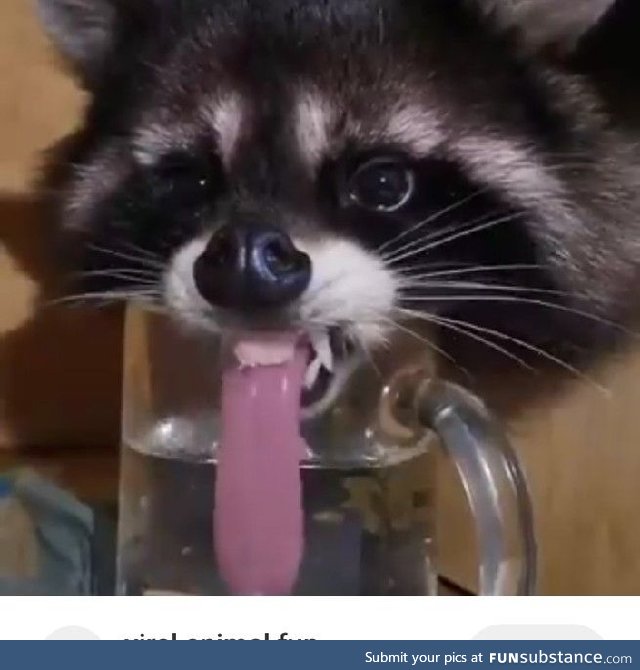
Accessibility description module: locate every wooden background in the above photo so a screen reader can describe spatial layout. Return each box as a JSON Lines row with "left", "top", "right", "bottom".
{"left": 1, "top": 0, "right": 640, "bottom": 595}
{"left": 0, "top": 1, "right": 122, "bottom": 450}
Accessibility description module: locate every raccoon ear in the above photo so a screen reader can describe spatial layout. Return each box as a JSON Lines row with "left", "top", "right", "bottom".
{"left": 480, "top": 0, "right": 616, "bottom": 57}
{"left": 36, "top": 0, "right": 118, "bottom": 79}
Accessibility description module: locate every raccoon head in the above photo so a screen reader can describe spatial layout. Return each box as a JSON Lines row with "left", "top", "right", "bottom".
{"left": 39, "top": 0, "right": 640, "bottom": 412}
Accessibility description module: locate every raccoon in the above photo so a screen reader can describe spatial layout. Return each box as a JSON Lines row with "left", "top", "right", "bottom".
{"left": 37, "top": 0, "right": 640, "bottom": 413}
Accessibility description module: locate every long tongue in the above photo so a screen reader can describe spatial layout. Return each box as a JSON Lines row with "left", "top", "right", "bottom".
{"left": 214, "top": 333, "right": 307, "bottom": 595}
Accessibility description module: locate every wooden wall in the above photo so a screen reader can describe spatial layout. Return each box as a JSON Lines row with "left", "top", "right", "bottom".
{"left": 1, "top": 0, "right": 640, "bottom": 595}
{"left": 0, "top": 0, "right": 122, "bottom": 449}
{"left": 438, "top": 353, "right": 640, "bottom": 596}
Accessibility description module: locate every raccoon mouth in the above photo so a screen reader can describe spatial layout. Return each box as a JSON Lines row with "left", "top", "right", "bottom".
{"left": 227, "top": 326, "right": 359, "bottom": 417}
{"left": 301, "top": 328, "right": 358, "bottom": 414}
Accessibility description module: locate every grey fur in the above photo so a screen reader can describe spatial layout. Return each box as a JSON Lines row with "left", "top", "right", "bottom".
{"left": 36, "top": 0, "right": 116, "bottom": 77}
{"left": 481, "top": 0, "right": 615, "bottom": 52}
{"left": 36, "top": 0, "right": 640, "bottom": 397}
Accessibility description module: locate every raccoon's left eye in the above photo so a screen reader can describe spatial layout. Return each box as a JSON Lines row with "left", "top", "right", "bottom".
{"left": 347, "top": 157, "right": 415, "bottom": 213}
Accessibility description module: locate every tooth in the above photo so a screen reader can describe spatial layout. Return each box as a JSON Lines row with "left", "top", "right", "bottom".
{"left": 304, "top": 357, "right": 323, "bottom": 389}
{"left": 311, "top": 330, "right": 333, "bottom": 372}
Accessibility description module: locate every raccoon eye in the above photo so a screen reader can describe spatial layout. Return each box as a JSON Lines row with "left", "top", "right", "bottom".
{"left": 149, "top": 152, "right": 221, "bottom": 198}
{"left": 347, "top": 157, "right": 415, "bottom": 213}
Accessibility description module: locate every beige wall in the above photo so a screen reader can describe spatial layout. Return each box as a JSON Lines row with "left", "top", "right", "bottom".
{"left": 1, "top": 1, "right": 640, "bottom": 595}
{"left": 0, "top": 0, "right": 122, "bottom": 449}
{"left": 438, "top": 353, "right": 640, "bottom": 596}
{"left": 0, "top": 1, "right": 84, "bottom": 194}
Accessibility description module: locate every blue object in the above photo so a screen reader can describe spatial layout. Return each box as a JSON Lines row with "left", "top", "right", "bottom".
{"left": 0, "top": 469, "right": 94, "bottom": 595}
{"left": 0, "top": 477, "right": 13, "bottom": 500}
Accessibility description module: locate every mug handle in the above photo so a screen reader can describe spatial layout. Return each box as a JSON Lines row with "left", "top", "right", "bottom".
{"left": 413, "top": 379, "right": 537, "bottom": 596}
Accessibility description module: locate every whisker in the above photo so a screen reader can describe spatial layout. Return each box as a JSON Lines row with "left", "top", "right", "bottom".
{"left": 378, "top": 315, "right": 470, "bottom": 379}
{"left": 382, "top": 205, "right": 523, "bottom": 266}
{"left": 382, "top": 210, "right": 497, "bottom": 265}
{"left": 87, "top": 273, "right": 159, "bottom": 285}
{"left": 399, "top": 308, "right": 611, "bottom": 395}
{"left": 118, "top": 240, "right": 164, "bottom": 262}
{"left": 70, "top": 272, "right": 161, "bottom": 287}
{"left": 398, "top": 294, "right": 639, "bottom": 340}
{"left": 70, "top": 268, "right": 160, "bottom": 280}
{"left": 396, "top": 308, "right": 535, "bottom": 372}
{"left": 87, "top": 244, "right": 165, "bottom": 270}
{"left": 389, "top": 260, "right": 471, "bottom": 275}
{"left": 44, "top": 288, "right": 160, "bottom": 309}
{"left": 397, "top": 280, "right": 579, "bottom": 300}
{"left": 377, "top": 188, "right": 489, "bottom": 255}
{"left": 386, "top": 211, "right": 527, "bottom": 267}
{"left": 394, "top": 263, "right": 545, "bottom": 280}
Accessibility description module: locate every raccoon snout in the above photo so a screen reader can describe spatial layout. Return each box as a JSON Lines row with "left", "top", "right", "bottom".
{"left": 193, "top": 223, "right": 312, "bottom": 310}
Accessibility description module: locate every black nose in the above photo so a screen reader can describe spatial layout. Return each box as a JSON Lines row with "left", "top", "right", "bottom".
{"left": 193, "top": 223, "right": 312, "bottom": 309}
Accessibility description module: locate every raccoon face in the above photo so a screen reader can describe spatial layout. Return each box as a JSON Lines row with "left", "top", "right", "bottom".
{"left": 39, "top": 0, "right": 640, "bottom": 410}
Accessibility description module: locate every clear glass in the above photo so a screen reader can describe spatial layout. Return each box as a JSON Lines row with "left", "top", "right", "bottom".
{"left": 117, "top": 307, "right": 535, "bottom": 596}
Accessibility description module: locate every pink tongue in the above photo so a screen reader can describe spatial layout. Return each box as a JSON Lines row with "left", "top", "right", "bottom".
{"left": 214, "top": 334, "right": 307, "bottom": 595}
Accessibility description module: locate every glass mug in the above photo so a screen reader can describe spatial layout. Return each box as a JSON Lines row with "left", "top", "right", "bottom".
{"left": 117, "top": 307, "right": 536, "bottom": 596}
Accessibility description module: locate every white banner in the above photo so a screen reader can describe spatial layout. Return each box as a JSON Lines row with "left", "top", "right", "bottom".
{"left": 0, "top": 598, "right": 637, "bottom": 641}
